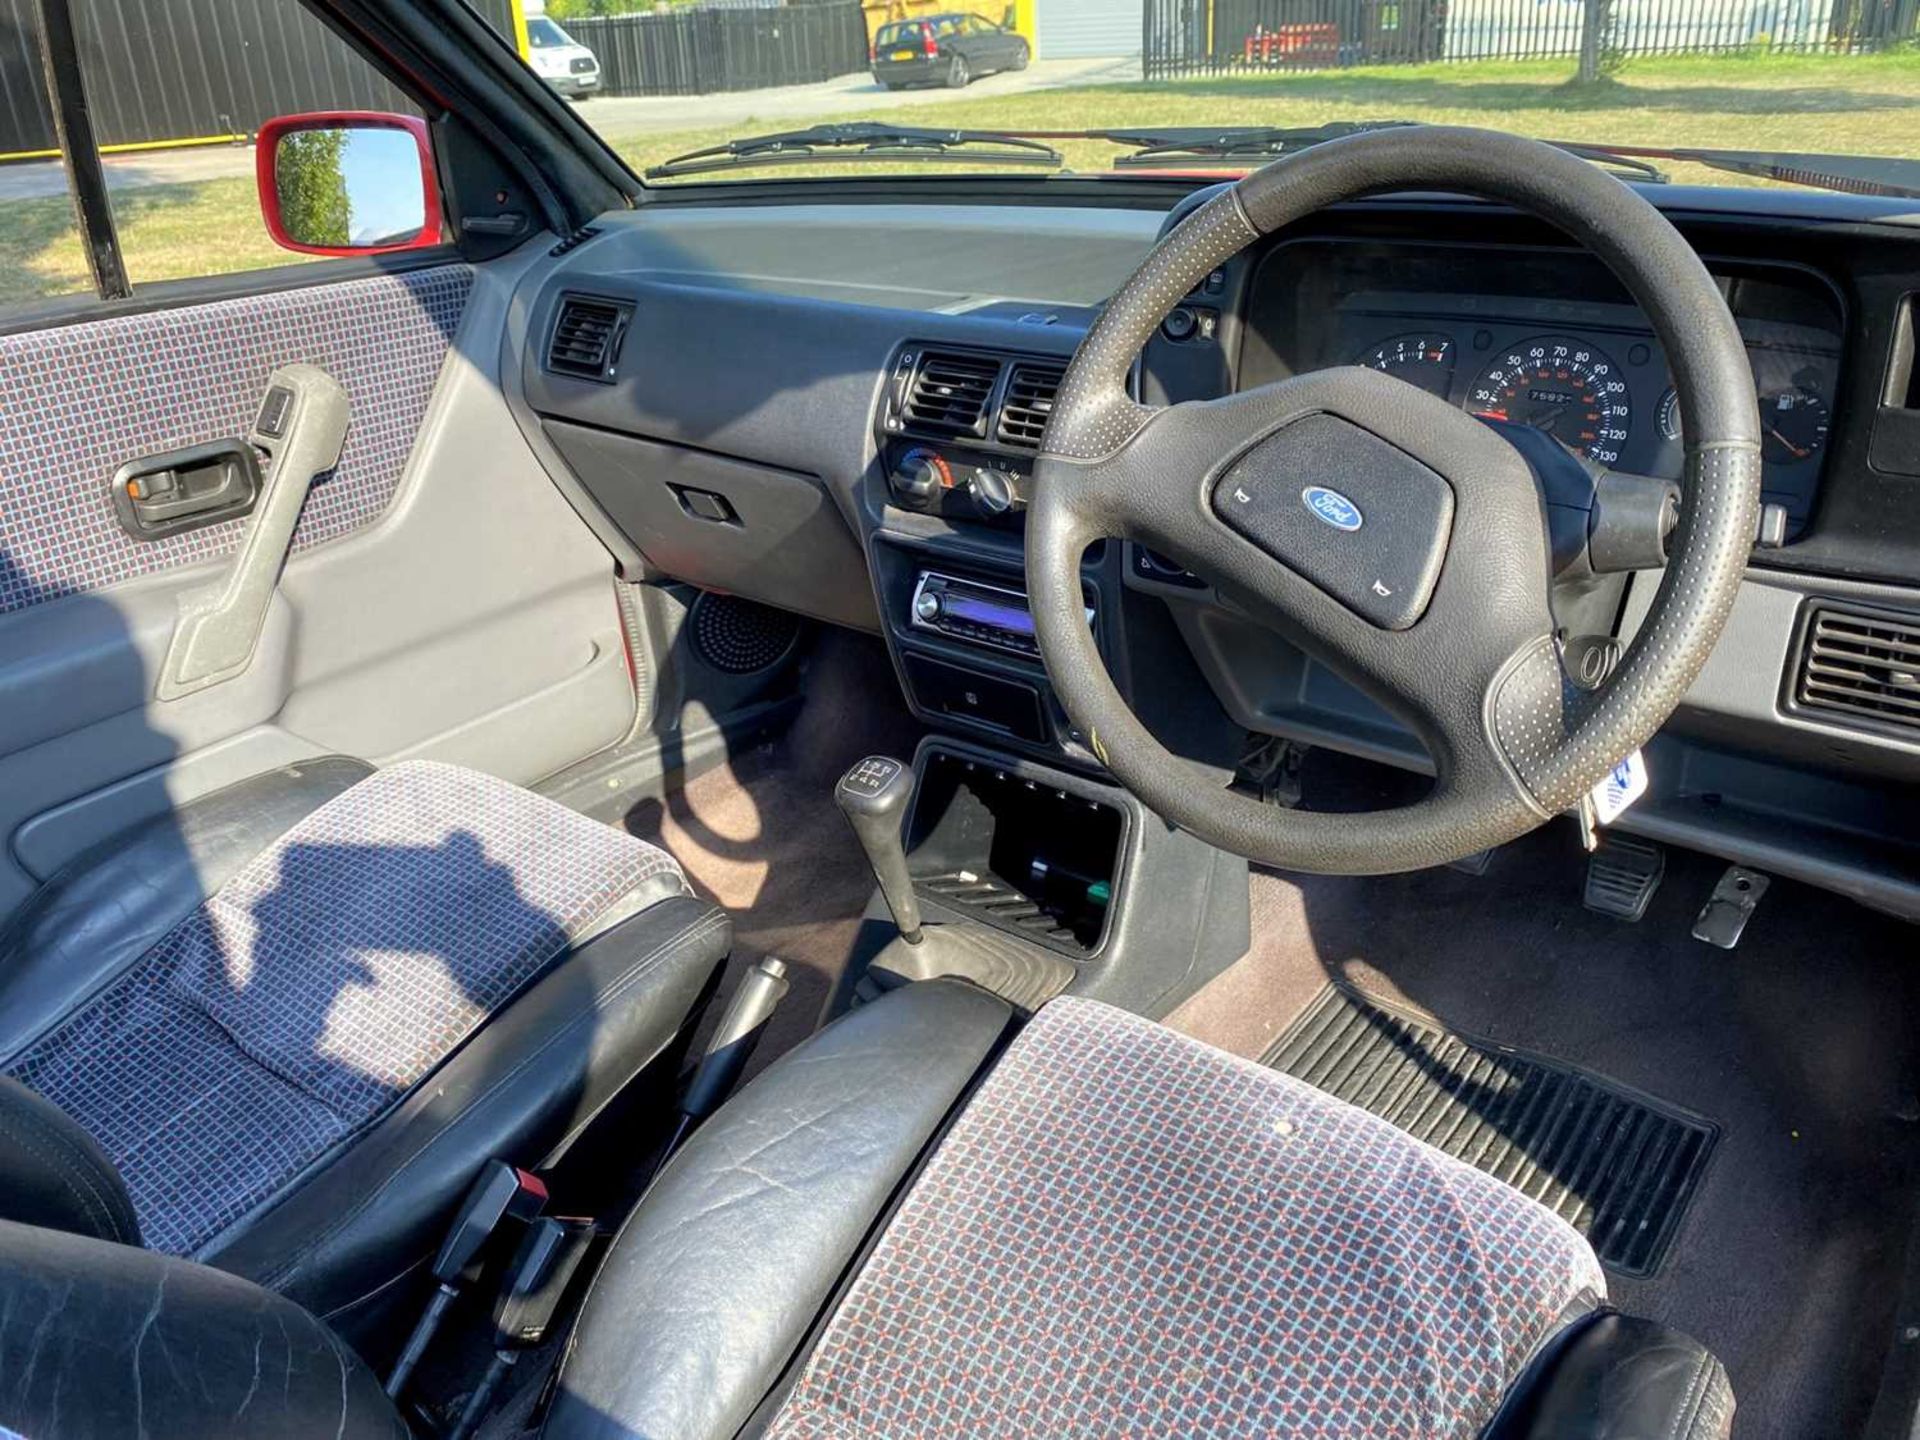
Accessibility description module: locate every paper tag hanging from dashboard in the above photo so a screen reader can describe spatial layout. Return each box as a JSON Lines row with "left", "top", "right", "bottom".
{"left": 1588, "top": 750, "right": 1648, "bottom": 828}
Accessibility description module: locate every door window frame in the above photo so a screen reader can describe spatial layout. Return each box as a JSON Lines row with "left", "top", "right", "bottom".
{"left": 16, "top": 0, "right": 468, "bottom": 318}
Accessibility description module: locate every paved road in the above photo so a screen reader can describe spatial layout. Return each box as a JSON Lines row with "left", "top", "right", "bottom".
{"left": 583, "top": 55, "right": 1139, "bottom": 143}
{"left": 0, "top": 56, "right": 1141, "bottom": 203}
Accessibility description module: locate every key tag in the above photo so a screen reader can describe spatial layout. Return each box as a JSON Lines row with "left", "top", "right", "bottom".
{"left": 1591, "top": 750, "right": 1649, "bottom": 826}
{"left": 1576, "top": 748, "right": 1649, "bottom": 851}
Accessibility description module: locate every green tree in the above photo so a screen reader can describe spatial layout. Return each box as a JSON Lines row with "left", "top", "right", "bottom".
{"left": 275, "top": 129, "right": 351, "bottom": 247}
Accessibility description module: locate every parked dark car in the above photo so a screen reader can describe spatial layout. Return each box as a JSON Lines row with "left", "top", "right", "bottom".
{"left": 871, "top": 12, "right": 1029, "bottom": 89}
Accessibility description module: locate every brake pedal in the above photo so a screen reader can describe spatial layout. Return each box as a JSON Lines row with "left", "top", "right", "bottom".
{"left": 1692, "top": 866, "right": 1770, "bottom": 949}
{"left": 1583, "top": 835, "right": 1665, "bottom": 921}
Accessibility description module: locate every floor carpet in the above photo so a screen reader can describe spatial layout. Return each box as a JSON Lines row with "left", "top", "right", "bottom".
{"left": 620, "top": 627, "right": 923, "bottom": 1077}
{"left": 1171, "top": 823, "right": 1920, "bottom": 1438}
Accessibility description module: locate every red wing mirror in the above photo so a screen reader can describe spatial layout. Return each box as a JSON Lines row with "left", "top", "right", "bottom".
{"left": 257, "top": 112, "right": 443, "bottom": 256}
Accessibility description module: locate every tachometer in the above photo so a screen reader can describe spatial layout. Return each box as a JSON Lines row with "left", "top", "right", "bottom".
{"left": 1359, "top": 333, "right": 1456, "bottom": 398}
{"left": 1469, "top": 336, "right": 1632, "bottom": 466}
{"left": 1758, "top": 388, "right": 1830, "bottom": 466}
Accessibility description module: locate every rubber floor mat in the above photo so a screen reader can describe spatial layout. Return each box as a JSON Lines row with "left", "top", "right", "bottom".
{"left": 1263, "top": 984, "right": 1718, "bottom": 1277}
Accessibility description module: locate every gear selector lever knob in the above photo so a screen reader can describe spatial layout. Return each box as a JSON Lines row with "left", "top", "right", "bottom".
{"left": 835, "top": 756, "right": 923, "bottom": 945}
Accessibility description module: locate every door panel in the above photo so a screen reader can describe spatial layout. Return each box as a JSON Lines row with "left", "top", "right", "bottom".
{"left": 0, "top": 255, "right": 639, "bottom": 928}
{"left": 0, "top": 267, "right": 472, "bottom": 614}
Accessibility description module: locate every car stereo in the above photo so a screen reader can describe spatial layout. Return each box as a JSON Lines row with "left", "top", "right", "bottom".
{"left": 909, "top": 571, "right": 1092, "bottom": 659}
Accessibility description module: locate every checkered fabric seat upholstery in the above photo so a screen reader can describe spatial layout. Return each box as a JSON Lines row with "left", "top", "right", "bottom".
{"left": 767, "top": 997, "right": 1609, "bottom": 1440}
{"left": 7, "top": 760, "right": 686, "bottom": 1257}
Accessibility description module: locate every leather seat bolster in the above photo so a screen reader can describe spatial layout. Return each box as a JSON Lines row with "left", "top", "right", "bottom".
{"left": 0, "top": 757, "right": 372, "bottom": 1064}
{"left": 0, "top": 1218, "right": 406, "bottom": 1440}
{"left": 203, "top": 894, "right": 732, "bottom": 1333}
{"left": 1487, "top": 1312, "right": 1735, "bottom": 1440}
{"left": 546, "top": 979, "right": 1015, "bottom": 1440}
{"left": 0, "top": 1075, "right": 141, "bottom": 1245}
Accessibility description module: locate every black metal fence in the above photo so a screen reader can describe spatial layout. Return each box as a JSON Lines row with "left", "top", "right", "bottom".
{"left": 1144, "top": 0, "right": 1919, "bottom": 74}
{"left": 564, "top": 2, "right": 867, "bottom": 97}
{"left": 0, "top": 0, "right": 513, "bottom": 158}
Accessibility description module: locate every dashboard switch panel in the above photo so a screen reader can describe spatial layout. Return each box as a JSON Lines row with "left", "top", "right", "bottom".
{"left": 1210, "top": 415, "right": 1454, "bottom": 630}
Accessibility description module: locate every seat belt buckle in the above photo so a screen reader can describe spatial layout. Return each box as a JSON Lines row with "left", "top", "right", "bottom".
{"left": 446, "top": 1216, "right": 600, "bottom": 1440}
{"left": 385, "top": 1161, "right": 550, "bottom": 1400}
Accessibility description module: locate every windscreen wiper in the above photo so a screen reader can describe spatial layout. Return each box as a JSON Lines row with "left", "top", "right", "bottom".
{"left": 1108, "top": 123, "right": 1668, "bottom": 183}
{"left": 1552, "top": 142, "right": 1920, "bottom": 199}
{"left": 1105, "top": 120, "right": 1419, "bottom": 167}
{"left": 645, "top": 122, "right": 1063, "bottom": 179}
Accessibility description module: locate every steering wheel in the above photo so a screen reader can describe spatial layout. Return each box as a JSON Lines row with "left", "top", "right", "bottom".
{"left": 1027, "top": 127, "right": 1761, "bottom": 875}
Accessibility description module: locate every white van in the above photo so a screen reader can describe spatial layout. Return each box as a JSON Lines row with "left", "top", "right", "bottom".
{"left": 526, "top": 14, "right": 602, "bottom": 99}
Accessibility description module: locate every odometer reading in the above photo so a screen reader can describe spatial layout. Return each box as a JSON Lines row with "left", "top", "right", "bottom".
{"left": 1469, "top": 336, "right": 1632, "bottom": 466}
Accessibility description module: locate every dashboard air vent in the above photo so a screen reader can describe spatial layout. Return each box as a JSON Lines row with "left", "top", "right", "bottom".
{"left": 995, "top": 361, "right": 1066, "bottom": 449}
{"left": 547, "top": 296, "right": 630, "bottom": 382}
{"left": 1792, "top": 601, "right": 1920, "bottom": 738}
{"left": 903, "top": 351, "right": 1000, "bottom": 436}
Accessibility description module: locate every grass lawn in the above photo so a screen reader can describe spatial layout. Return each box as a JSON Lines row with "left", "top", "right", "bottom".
{"left": 0, "top": 175, "right": 305, "bottom": 306}
{"left": 1, "top": 51, "right": 1915, "bottom": 303}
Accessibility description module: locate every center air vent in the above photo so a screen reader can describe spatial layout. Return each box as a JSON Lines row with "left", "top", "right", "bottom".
{"left": 1791, "top": 600, "right": 1920, "bottom": 739}
{"left": 996, "top": 361, "right": 1066, "bottom": 449}
{"left": 902, "top": 351, "right": 1000, "bottom": 436}
{"left": 547, "top": 296, "right": 631, "bottom": 383}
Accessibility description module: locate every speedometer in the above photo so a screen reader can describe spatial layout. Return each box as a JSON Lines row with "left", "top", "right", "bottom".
{"left": 1469, "top": 336, "right": 1632, "bottom": 466}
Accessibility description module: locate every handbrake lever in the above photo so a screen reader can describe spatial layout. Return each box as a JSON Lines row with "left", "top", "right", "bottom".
{"left": 664, "top": 956, "right": 791, "bottom": 1158}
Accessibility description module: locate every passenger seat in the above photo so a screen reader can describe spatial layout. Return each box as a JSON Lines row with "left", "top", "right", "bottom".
{"left": 0, "top": 758, "right": 729, "bottom": 1340}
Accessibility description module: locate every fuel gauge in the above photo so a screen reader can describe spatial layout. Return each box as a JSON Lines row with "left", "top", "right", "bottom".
{"left": 1656, "top": 387, "right": 1683, "bottom": 444}
{"left": 1758, "top": 388, "right": 1830, "bottom": 466}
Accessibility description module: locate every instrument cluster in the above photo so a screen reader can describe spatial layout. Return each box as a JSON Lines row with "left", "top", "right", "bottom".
{"left": 1357, "top": 326, "right": 1833, "bottom": 479}
{"left": 1236, "top": 239, "right": 1845, "bottom": 532}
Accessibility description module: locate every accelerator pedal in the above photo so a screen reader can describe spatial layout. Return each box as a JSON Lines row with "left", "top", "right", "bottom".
{"left": 1583, "top": 834, "right": 1666, "bottom": 921}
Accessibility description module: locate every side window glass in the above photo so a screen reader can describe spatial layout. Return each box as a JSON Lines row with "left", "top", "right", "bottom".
{"left": 0, "top": 20, "right": 116, "bottom": 308}
{"left": 1, "top": 171, "right": 100, "bottom": 310}
{"left": 62, "top": 0, "right": 429, "bottom": 289}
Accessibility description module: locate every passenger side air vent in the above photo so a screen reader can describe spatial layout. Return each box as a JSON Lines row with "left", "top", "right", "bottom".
{"left": 995, "top": 361, "right": 1066, "bottom": 449}
{"left": 902, "top": 351, "right": 1000, "bottom": 436}
{"left": 547, "top": 296, "right": 631, "bottom": 383}
{"left": 1791, "top": 601, "right": 1920, "bottom": 739}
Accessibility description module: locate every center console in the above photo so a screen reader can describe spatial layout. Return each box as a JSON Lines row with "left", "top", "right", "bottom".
{"left": 840, "top": 739, "right": 1251, "bottom": 1019}
{"left": 869, "top": 340, "right": 1140, "bottom": 766}
{"left": 857, "top": 343, "right": 1253, "bottom": 1019}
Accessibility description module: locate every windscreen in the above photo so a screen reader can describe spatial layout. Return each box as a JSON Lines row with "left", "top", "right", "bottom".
{"left": 517, "top": 0, "right": 1916, "bottom": 190}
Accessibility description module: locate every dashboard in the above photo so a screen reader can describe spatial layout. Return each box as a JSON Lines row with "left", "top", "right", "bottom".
{"left": 509, "top": 183, "right": 1920, "bottom": 922}
{"left": 1234, "top": 240, "right": 1846, "bottom": 532}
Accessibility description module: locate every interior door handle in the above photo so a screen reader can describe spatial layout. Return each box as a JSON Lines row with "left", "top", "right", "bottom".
{"left": 155, "top": 366, "right": 350, "bottom": 701}
{"left": 110, "top": 439, "right": 262, "bottom": 540}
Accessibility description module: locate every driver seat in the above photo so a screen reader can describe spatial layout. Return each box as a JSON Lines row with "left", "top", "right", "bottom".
{"left": 550, "top": 981, "right": 1734, "bottom": 1440}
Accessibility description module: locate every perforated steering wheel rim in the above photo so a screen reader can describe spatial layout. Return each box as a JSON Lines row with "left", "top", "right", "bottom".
{"left": 1027, "top": 126, "right": 1762, "bottom": 875}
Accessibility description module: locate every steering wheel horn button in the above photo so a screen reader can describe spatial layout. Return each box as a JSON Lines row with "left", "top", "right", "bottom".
{"left": 1209, "top": 414, "right": 1454, "bottom": 630}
